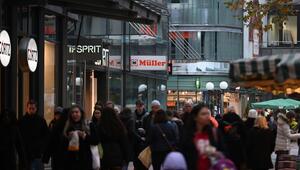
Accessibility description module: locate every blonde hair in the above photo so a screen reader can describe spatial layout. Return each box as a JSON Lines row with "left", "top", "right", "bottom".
{"left": 254, "top": 116, "right": 269, "bottom": 129}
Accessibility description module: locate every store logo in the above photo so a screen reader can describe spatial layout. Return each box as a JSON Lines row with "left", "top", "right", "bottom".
{"left": 139, "top": 60, "right": 167, "bottom": 66}
{"left": 68, "top": 45, "right": 102, "bottom": 54}
{"left": 27, "top": 38, "right": 38, "bottom": 72}
{"left": 0, "top": 30, "right": 11, "bottom": 67}
{"left": 131, "top": 59, "right": 138, "bottom": 66}
{"left": 130, "top": 56, "right": 167, "bottom": 71}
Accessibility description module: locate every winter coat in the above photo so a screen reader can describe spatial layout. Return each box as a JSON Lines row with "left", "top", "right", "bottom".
{"left": 275, "top": 117, "right": 300, "bottom": 151}
{"left": 246, "top": 127, "right": 275, "bottom": 169}
{"left": 120, "top": 114, "right": 137, "bottom": 161}
{"left": 61, "top": 122, "right": 98, "bottom": 170}
{"left": 142, "top": 111, "right": 154, "bottom": 136}
{"left": 0, "top": 123, "right": 28, "bottom": 170}
{"left": 148, "top": 121, "right": 179, "bottom": 152}
{"left": 180, "top": 125, "right": 226, "bottom": 170}
{"left": 98, "top": 125, "right": 130, "bottom": 168}
{"left": 18, "top": 113, "right": 49, "bottom": 161}
{"left": 221, "top": 112, "right": 247, "bottom": 168}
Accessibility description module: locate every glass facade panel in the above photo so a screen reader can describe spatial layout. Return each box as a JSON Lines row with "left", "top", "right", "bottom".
{"left": 109, "top": 72, "right": 122, "bottom": 106}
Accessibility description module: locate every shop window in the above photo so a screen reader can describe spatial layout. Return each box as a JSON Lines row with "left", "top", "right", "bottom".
{"left": 109, "top": 72, "right": 122, "bottom": 107}
{"left": 44, "top": 41, "right": 56, "bottom": 124}
{"left": 268, "top": 15, "right": 298, "bottom": 47}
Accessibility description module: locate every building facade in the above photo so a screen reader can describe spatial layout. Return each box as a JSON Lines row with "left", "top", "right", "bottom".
{"left": 0, "top": 0, "right": 168, "bottom": 122}
{"left": 167, "top": 0, "right": 243, "bottom": 113}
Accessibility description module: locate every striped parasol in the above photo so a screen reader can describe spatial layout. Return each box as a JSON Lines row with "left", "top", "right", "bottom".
{"left": 229, "top": 53, "right": 300, "bottom": 93}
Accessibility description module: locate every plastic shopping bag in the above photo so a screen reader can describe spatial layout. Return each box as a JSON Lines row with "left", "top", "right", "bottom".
{"left": 91, "top": 145, "right": 101, "bottom": 170}
{"left": 68, "top": 131, "right": 80, "bottom": 151}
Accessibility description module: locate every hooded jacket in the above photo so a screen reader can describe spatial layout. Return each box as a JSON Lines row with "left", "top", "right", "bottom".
{"left": 275, "top": 116, "right": 300, "bottom": 151}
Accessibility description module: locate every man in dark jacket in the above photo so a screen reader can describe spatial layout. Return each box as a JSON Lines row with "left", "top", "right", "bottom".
{"left": 19, "top": 100, "right": 49, "bottom": 170}
{"left": 181, "top": 101, "right": 193, "bottom": 124}
{"left": 0, "top": 110, "right": 28, "bottom": 170}
{"left": 133, "top": 100, "right": 148, "bottom": 170}
{"left": 143, "top": 100, "right": 161, "bottom": 136}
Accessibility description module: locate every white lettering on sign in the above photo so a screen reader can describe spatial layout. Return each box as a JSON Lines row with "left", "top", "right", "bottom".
{"left": 131, "top": 56, "right": 167, "bottom": 71}
{"left": 68, "top": 45, "right": 102, "bottom": 54}
{"left": 27, "top": 38, "right": 38, "bottom": 72}
{"left": 0, "top": 30, "right": 11, "bottom": 67}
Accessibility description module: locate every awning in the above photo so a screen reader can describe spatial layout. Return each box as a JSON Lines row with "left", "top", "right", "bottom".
{"left": 229, "top": 53, "right": 300, "bottom": 93}
{"left": 251, "top": 98, "right": 300, "bottom": 109}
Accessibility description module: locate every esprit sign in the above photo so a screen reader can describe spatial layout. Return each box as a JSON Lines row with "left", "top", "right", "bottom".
{"left": 130, "top": 56, "right": 167, "bottom": 71}
{"left": 0, "top": 30, "right": 11, "bottom": 67}
{"left": 19, "top": 38, "right": 38, "bottom": 72}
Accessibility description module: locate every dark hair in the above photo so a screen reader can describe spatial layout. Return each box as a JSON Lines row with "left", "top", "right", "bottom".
{"left": 120, "top": 107, "right": 133, "bottom": 119}
{"left": 92, "top": 108, "right": 102, "bottom": 123}
{"left": 287, "top": 111, "right": 296, "bottom": 120}
{"left": 100, "top": 107, "right": 127, "bottom": 137}
{"left": 186, "top": 103, "right": 209, "bottom": 130}
{"left": 0, "top": 110, "right": 17, "bottom": 125}
{"left": 63, "top": 105, "right": 88, "bottom": 136}
{"left": 136, "top": 100, "right": 144, "bottom": 106}
{"left": 95, "top": 101, "right": 104, "bottom": 110}
{"left": 27, "top": 99, "right": 37, "bottom": 106}
{"left": 154, "top": 109, "right": 168, "bottom": 124}
{"left": 68, "top": 105, "right": 85, "bottom": 123}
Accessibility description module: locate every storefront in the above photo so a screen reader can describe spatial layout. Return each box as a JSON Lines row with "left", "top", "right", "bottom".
{"left": 0, "top": 0, "right": 168, "bottom": 121}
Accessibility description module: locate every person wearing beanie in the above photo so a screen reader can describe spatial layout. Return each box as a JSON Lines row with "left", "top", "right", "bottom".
{"left": 161, "top": 152, "right": 187, "bottom": 170}
{"left": 275, "top": 113, "right": 300, "bottom": 169}
{"left": 49, "top": 106, "right": 64, "bottom": 130}
{"left": 143, "top": 100, "right": 161, "bottom": 136}
{"left": 245, "top": 109, "right": 258, "bottom": 130}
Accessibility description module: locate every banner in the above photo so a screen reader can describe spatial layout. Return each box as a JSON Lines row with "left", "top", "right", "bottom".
{"left": 131, "top": 55, "right": 167, "bottom": 71}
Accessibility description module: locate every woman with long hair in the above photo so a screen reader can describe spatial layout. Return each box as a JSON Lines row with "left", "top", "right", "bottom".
{"left": 62, "top": 105, "right": 98, "bottom": 170}
{"left": 98, "top": 107, "right": 129, "bottom": 170}
{"left": 180, "top": 103, "right": 225, "bottom": 170}
{"left": 148, "top": 109, "right": 179, "bottom": 170}
{"left": 246, "top": 116, "right": 275, "bottom": 170}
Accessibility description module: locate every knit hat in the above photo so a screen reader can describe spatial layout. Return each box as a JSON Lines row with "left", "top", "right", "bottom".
{"left": 161, "top": 152, "right": 187, "bottom": 170}
{"left": 248, "top": 109, "right": 258, "bottom": 119}
{"left": 151, "top": 100, "right": 161, "bottom": 107}
{"left": 54, "top": 106, "right": 64, "bottom": 115}
{"left": 277, "top": 113, "right": 289, "bottom": 123}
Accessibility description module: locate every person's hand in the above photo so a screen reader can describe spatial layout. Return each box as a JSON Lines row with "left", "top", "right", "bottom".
{"left": 68, "top": 131, "right": 75, "bottom": 138}
{"left": 78, "top": 131, "right": 87, "bottom": 139}
{"left": 138, "top": 128, "right": 145, "bottom": 134}
{"left": 141, "top": 137, "right": 146, "bottom": 142}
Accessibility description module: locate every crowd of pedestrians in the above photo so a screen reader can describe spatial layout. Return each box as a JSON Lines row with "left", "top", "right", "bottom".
{"left": 2, "top": 99, "right": 300, "bottom": 170}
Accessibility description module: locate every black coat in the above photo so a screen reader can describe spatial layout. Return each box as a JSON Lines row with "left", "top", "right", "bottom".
{"left": 148, "top": 121, "right": 179, "bottom": 152}
{"left": 120, "top": 115, "right": 137, "bottom": 161}
{"left": 98, "top": 125, "right": 129, "bottom": 168}
{"left": 18, "top": 113, "right": 49, "bottom": 161}
{"left": 246, "top": 127, "right": 275, "bottom": 169}
{"left": 180, "top": 125, "right": 226, "bottom": 170}
{"left": 0, "top": 123, "right": 28, "bottom": 170}
{"left": 61, "top": 122, "right": 98, "bottom": 170}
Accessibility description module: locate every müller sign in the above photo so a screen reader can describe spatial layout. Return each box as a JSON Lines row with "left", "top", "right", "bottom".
{"left": 131, "top": 55, "right": 167, "bottom": 71}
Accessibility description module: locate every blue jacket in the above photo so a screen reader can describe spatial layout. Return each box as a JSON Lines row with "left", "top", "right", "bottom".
{"left": 148, "top": 121, "right": 179, "bottom": 152}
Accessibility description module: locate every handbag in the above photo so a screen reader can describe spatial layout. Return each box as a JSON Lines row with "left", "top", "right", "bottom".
{"left": 90, "top": 145, "right": 101, "bottom": 170}
{"left": 138, "top": 146, "right": 152, "bottom": 168}
{"left": 157, "top": 125, "right": 176, "bottom": 151}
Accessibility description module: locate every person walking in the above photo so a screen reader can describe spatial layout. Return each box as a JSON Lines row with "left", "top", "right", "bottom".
{"left": 143, "top": 100, "right": 161, "bottom": 136}
{"left": 245, "top": 109, "right": 258, "bottom": 130}
{"left": 221, "top": 107, "right": 247, "bottom": 169}
{"left": 147, "top": 109, "right": 179, "bottom": 170}
{"left": 133, "top": 100, "right": 148, "bottom": 170}
{"left": 62, "top": 105, "right": 98, "bottom": 170}
{"left": 18, "top": 100, "right": 49, "bottom": 170}
{"left": 49, "top": 107, "right": 64, "bottom": 131}
{"left": 275, "top": 113, "right": 300, "bottom": 169}
{"left": 180, "top": 103, "right": 225, "bottom": 170}
{"left": 0, "top": 110, "right": 28, "bottom": 170}
{"left": 98, "top": 107, "right": 129, "bottom": 170}
{"left": 246, "top": 116, "right": 275, "bottom": 170}
{"left": 181, "top": 101, "right": 193, "bottom": 124}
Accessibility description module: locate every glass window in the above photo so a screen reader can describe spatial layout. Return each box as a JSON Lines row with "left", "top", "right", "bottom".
{"left": 109, "top": 72, "right": 122, "bottom": 106}
{"left": 44, "top": 41, "right": 56, "bottom": 124}
{"left": 125, "top": 75, "right": 148, "bottom": 108}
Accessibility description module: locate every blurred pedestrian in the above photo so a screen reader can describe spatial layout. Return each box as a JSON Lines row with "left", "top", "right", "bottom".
{"left": 49, "top": 107, "right": 63, "bottom": 131}
{"left": 245, "top": 109, "right": 258, "bottom": 130}
{"left": 98, "top": 107, "right": 129, "bottom": 170}
{"left": 161, "top": 152, "right": 187, "bottom": 170}
{"left": 19, "top": 100, "right": 49, "bottom": 170}
{"left": 221, "top": 106, "right": 246, "bottom": 169}
{"left": 133, "top": 100, "right": 148, "bottom": 170}
{"left": 275, "top": 113, "right": 300, "bottom": 169}
{"left": 62, "top": 105, "right": 98, "bottom": 170}
{"left": 0, "top": 110, "right": 28, "bottom": 170}
{"left": 246, "top": 116, "right": 275, "bottom": 170}
{"left": 119, "top": 108, "right": 136, "bottom": 169}
{"left": 147, "top": 109, "right": 179, "bottom": 170}
{"left": 143, "top": 100, "right": 161, "bottom": 136}
{"left": 166, "top": 110, "right": 183, "bottom": 131}
{"left": 182, "top": 101, "right": 193, "bottom": 124}
{"left": 42, "top": 108, "right": 69, "bottom": 170}
{"left": 180, "top": 103, "right": 225, "bottom": 170}
{"left": 106, "top": 101, "right": 114, "bottom": 109}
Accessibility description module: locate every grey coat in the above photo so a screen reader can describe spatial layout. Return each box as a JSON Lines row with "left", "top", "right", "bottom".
{"left": 275, "top": 118, "right": 300, "bottom": 151}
